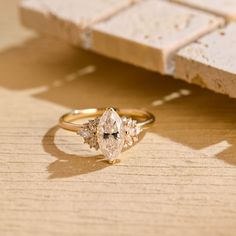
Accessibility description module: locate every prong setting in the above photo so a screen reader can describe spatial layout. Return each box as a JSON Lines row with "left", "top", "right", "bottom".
{"left": 77, "top": 108, "right": 141, "bottom": 162}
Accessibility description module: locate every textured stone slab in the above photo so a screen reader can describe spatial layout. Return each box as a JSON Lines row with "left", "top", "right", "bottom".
{"left": 175, "top": 23, "right": 236, "bottom": 99}
{"left": 171, "top": 0, "right": 236, "bottom": 21}
{"left": 20, "top": 0, "right": 137, "bottom": 47}
{"left": 91, "top": 0, "right": 223, "bottom": 74}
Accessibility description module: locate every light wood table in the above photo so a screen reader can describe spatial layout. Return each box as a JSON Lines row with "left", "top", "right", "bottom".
{"left": 1, "top": 1, "right": 236, "bottom": 236}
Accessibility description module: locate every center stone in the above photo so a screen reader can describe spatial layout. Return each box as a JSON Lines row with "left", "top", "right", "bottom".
{"left": 97, "top": 108, "right": 125, "bottom": 160}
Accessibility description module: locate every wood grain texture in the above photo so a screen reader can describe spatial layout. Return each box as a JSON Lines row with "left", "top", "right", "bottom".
{"left": 1, "top": 1, "right": 236, "bottom": 236}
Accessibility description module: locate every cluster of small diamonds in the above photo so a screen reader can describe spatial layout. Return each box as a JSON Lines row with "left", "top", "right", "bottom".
{"left": 122, "top": 117, "right": 141, "bottom": 149}
{"left": 77, "top": 118, "right": 99, "bottom": 150}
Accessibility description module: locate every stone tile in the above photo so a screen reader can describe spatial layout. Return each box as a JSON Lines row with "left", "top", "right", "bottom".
{"left": 91, "top": 0, "right": 223, "bottom": 74}
{"left": 175, "top": 23, "right": 236, "bottom": 98}
{"left": 171, "top": 0, "right": 236, "bottom": 21}
{"left": 20, "top": 0, "right": 137, "bottom": 47}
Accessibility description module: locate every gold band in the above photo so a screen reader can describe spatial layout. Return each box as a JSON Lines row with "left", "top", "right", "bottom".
{"left": 59, "top": 108, "right": 155, "bottom": 132}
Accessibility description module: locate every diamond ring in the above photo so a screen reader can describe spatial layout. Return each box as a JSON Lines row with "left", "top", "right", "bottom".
{"left": 59, "top": 108, "right": 155, "bottom": 163}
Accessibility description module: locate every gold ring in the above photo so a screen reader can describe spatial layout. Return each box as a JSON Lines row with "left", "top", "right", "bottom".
{"left": 59, "top": 108, "right": 155, "bottom": 163}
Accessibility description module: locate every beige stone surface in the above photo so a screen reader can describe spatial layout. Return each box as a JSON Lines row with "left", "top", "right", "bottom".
{"left": 1, "top": 1, "right": 236, "bottom": 236}
{"left": 171, "top": 0, "right": 236, "bottom": 21}
{"left": 91, "top": 0, "right": 223, "bottom": 74}
{"left": 175, "top": 23, "right": 236, "bottom": 99}
{"left": 20, "top": 0, "right": 137, "bottom": 47}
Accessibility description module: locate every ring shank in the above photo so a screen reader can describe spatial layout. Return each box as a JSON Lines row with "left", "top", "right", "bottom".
{"left": 59, "top": 108, "right": 155, "bottom": 132}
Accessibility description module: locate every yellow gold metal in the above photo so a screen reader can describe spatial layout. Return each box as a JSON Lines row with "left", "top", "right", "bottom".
{"left": 59, "top": 108, "right": 155, "bottom": 132}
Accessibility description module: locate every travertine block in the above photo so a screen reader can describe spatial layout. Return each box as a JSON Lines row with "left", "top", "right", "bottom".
{"left": 175, "top": 23, "right": 236, "bottom": 99}
{"left": 91, "top": 0, "right": 223, "bottom": 74}
{"left": 20, "top": 0, "right": 137, "bottom": 47}
{"left": 171, "top": 0, "right": 236, "bottom": 21}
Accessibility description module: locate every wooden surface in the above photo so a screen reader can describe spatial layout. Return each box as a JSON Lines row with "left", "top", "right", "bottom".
{"left": 1, "top": 1, "right": 236, "bottom": 236}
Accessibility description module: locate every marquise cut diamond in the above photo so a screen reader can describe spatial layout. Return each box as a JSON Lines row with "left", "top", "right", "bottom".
{"left": 77, "top": 108, "right": 141, "bottom": 161}
{"left": 97, "top": 108, "right": 125, "bottom": 161}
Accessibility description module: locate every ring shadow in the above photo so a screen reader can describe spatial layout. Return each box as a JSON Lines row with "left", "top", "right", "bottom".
{"left": 42, "top": 126, "right": 109, "bottom": 178}
{"left": 42, "top": 125, "right": 146, "bottom": 178}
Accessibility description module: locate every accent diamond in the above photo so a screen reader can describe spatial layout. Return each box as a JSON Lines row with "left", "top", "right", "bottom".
{"left": 77, "top": 118, "right": 99, "bottom": 150}
{"left": 122, "top": 117, "right": 141, "bottom": 148}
